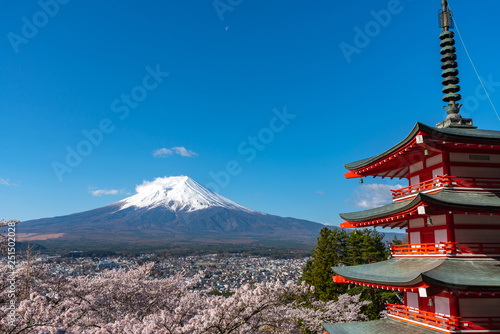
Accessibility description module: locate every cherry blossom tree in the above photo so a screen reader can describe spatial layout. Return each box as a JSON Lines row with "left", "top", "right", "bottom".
{"left": 1, "top": 260, "right": 369, "bottom": 334}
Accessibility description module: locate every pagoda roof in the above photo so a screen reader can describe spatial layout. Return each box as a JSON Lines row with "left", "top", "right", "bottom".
{"left": 340, "top": 190, "right": 500, "bottom": 224}
{"left": 332, "top": 258, "right": 500, "bottom": 290}
{"left": 323, "top": 318, "right": 441, "bottom": 334}
{"left": 344, "top": 122, "right": 500, "bottom": 178}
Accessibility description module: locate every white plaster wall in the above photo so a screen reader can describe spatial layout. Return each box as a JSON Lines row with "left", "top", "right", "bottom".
{"left": 450, "top": 152, "right": 500, "bottom": 163}
{"left": 453, "top": 214, "right": 499, "bottom": 225}
{"left": 410, "top": 175, "right": 420, "bottom": 186}
{"left": 427, "top": 155, "right": 443, "bottom": 167}
{"left": 450, "top": 166, "right": 500, "bottom": 178}
{"left": 430, "top": 215, "right": 446, "bottom": 226}
{"left": 455, "top": 229, "right": 500, "bottom": 243}
{"left": 432, "top": 167, "right": 444, "bottom": 179}
{"left": 410, "top": 161, "right": 424, "bottom": 174}
{"left": 409, "top": 218, "right": 425, "bottom": 229}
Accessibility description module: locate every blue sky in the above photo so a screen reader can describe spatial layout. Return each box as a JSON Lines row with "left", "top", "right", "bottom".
{"left": 2, "top": 0, "right": 500, "bottom": 226}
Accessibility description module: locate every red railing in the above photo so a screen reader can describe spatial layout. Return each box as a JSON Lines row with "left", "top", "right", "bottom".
{"left": 391, "top": 175, "right": 500, "bottom": 199}
{"left": 391, "top": 242, "right": 500, "bottom": 257}
{"left": 387, "top": 304, "right": 461, "bottom": 331}
{"left": 387, "top": 304, "right": 500, "bottom": 331}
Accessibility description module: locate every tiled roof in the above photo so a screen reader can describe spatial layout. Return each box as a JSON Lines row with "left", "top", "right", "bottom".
{"left": 340, "top": 190, "right": 500, "bottom": 222}
{"left": 323, "top": 318, "right": 442, "bottom": 334}
{"left": 332, "top": 258, "right": 500, "bottom": 289}
{"left": 344, "top": 122, "right": 500, "bottom": 170}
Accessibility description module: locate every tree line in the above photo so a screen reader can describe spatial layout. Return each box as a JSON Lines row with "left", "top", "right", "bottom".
{"left": 300, "top": 227, "right": 402, "bottom": 319}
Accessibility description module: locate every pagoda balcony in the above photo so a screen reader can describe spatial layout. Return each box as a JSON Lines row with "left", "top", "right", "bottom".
{"left": 387, "top": 304, "right": 500, "bottom": 332}
{"left": 391, "top": 175, "right": 500, "bottom": 201}
{"left": 391, "top": 242, "right": 500, "bottom": 258}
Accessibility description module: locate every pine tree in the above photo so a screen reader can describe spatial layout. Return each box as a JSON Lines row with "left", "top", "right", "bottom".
{"left": 301, "top": 227, "right": 401, "bottom": 319}
{"left": 301, "top": 227, "right": 348, "bottom": 301}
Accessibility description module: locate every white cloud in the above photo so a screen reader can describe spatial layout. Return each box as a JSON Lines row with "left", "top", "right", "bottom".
{"left": 0, "top": 178, "right": 17, "bottom": 186}
{"left": 172, "top": 146, "right": 198, "bottom": 157}
{"left": 314, "top": 190, "right": 325, "bottom": 195}
{"left": 153, "top": 147, "right": 198, "bottom": 158}
{"left": 89, "top": 188, "right": 125, "bottom": 197}
{"left": 352, "top": 183, "right": 404, "bottom": 209}
{"left": 153, "top": 148, "right": 174, "bottom": 157}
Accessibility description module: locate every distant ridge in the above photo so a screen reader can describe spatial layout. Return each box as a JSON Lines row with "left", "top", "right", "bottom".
{"left": 19, "top": 176, "right": 326, "bottom": 251}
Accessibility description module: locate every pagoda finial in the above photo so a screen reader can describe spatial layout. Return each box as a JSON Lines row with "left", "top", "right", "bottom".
{"left": 436, "top": 1, "right": 473, "bottom": 128}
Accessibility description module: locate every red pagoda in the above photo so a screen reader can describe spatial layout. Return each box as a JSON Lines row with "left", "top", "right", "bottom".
{"left": 323, "top": 1, "right": 500, "bottom": 333}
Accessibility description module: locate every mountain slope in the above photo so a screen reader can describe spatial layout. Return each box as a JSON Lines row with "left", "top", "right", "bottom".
{"left": 19, "top": 176, "right": 326, "bottom": 251}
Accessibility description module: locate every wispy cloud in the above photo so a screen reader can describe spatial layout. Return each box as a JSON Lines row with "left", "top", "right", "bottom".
{"left": 352, "top": 183, "right": 404, "bottom": 209}
{"left": 172, "top": 146, "right": 198, "bottom": 157}
{"left": 314, "top": 190, "right": 325, "bottom": 195}
{"left": 153, "top": 146, "right": 198, "bottom": 158}
{"left": 89, "top": 187, "right": 126, "bottom": 197}
{"left": 153, "top": 148, "right": 173, "bottom": 157}
{"left": 0, "top": 178, "right": 17, "bottom": 187}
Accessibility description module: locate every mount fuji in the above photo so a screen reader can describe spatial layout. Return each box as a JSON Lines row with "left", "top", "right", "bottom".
{"left": 19, "top": 176, "right": 326, "bottom": 251}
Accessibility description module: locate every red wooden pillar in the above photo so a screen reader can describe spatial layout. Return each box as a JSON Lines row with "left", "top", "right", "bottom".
{"left": 449, "top": 292, "right": 460, "bottom": 317}
{"left": 442, "top": 151, "right": 451, "bottom": 176}
{"left": 446, "top": 213, "right": 455, "bottom": 243}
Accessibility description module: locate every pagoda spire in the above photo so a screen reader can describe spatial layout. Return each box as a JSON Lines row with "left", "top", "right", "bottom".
{"left": 436, "top": 0, "right": 474, "bottom": 128}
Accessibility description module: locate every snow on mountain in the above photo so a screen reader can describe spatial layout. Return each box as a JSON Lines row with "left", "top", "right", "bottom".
{"left": 119, "top": 176, "right": 255, "bottom": 213}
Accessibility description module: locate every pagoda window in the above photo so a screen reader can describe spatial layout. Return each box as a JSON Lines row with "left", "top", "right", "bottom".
{"left": 410, "top": 175, "right": 420, "bottom": 186}
{"left": 459, "top": 298, "right": 500, "bottom": 318}
{"left": 434, "top": 229, "right": 448, "bottom": 243}
{"left": 426, "top": 154, "right": 443, "bottom": 168}
{"left": 409, "top": 218, "right": 425, "bottom": 229}
{"left": 431, "top": 166, "right": 444, "bottom": 179}
{"left": 455, "top": 229, "right": 500, "bottom": 244}
{"left": 450, "top": 166, "right": 500, "bottom": 178}
{"left": 406, "top": 292, "right": 419, "bottom": 309}
{"left": 453, "top": 214, "right": 499, "bottom": 226}
{"left": 430, "top": 214, "right": 447, "bottom": 226}
{"left": 435, "top": 295, "right": 451, "bottom": 316}
{"left": 409, "top": 231, "right": 421, "bottom": 244}
{"left": 450, "top": 152, "right": 500, "bottom": 164}
{"left": 409, "top": 161, "right": 424, "bottom": 174}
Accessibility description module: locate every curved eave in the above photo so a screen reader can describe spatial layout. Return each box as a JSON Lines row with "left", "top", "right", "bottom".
{"left": 344, "top": 122, "right": 423, "bottom": 171}
{"left": 332, "top": 258, "right": 500, "bottom": 290}
{"left": 344, "top": 122, "right": 500, "bottom": 175}
{"left": 340, "top": 191, "right": 500, "bottom": 226}
{"left": 332, "top": 259, "right": 442, "bottom": 287}
{"left": 340, "top": 195, "right": 419, "bottom": 223}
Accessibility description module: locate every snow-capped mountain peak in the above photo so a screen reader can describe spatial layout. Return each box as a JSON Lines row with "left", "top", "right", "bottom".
{"left": 119, "top": 176, "right": 254, "bottom": 213}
